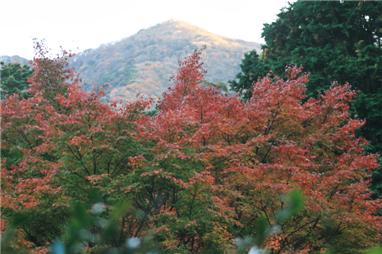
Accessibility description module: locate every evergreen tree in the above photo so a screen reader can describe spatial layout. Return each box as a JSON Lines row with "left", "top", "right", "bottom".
{"left": 230, "top": 50, "right": 270, "bottom": 100}
{"left": 0, "top": 62, "right": 33, "bottom": 99}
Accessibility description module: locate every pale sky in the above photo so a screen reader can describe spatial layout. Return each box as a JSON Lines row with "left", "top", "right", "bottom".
{"left": 1, "top": 0, "right": 293, "bottom": 59}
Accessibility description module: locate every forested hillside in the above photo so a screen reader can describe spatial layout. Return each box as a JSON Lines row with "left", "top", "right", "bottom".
{"left": 70, "top": 20, "right": 260, "bottom": 100}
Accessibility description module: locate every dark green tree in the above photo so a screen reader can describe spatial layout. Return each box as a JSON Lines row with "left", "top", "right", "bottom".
{"left": 231, "top": 0, "right": 382, "bottom": 196}
{"left": 0, "top": 63, "right": 33, "bottom": 99}
{"left": 230, "top": 50, "right": 271, "bottom": 100}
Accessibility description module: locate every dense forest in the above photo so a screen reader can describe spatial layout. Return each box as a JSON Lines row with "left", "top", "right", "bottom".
{"left": 1, "top": 1, "right": 382, "bottom": 254}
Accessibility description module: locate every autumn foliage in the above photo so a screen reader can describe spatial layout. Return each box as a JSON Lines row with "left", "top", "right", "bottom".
{"left": 1, "top": 50, "right": 381, "bottom": 253}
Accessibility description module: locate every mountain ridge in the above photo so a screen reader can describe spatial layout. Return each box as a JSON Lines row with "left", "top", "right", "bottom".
{"left": 0, "top": 55, "right": 30, "bottom": 65}
{"left": 2, "top": 20, "right": 261, "bottom": 100}
{"left": 71, "top": 20, "right": 260, "bottom": 100}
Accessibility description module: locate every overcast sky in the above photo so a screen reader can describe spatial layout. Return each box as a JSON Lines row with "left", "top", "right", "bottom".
{"left": 1, "top": 0, "right": 293, "bottom": 59}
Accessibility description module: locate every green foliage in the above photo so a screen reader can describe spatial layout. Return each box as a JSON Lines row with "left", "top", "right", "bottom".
{"left": 1, "top": 190, "right": 307, "bottom": 254}
{"left": 55, "top": 196, "right": 159, "bottom": 254}
{"left": 230, "top": 50, "right": 270, "bottom": 100}
{"left": 365, "top": 247, "right": 382, "bottom": 254}
{"left": 275, "top": 189, "right": 304, "bottom": 224}
{"left": 0, "top": 62, "right": 32, "bottom": 99}
{"left": 1, "top": 226, "right": 28, "bottom": 254}
{"left": 235, "top": 190, "right": 305, "bottom": 253}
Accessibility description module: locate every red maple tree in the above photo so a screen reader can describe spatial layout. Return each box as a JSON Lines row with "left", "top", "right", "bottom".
{"left": 1, "top": 50, "right": 380, "bottom": 253}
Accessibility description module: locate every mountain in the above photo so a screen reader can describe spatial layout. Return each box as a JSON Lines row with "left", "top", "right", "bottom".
{"left": 71, "top": 20, "right": 260, "bottom": 100}
{"left": 0, "top": 55, "right": 29, "bottom": 65}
